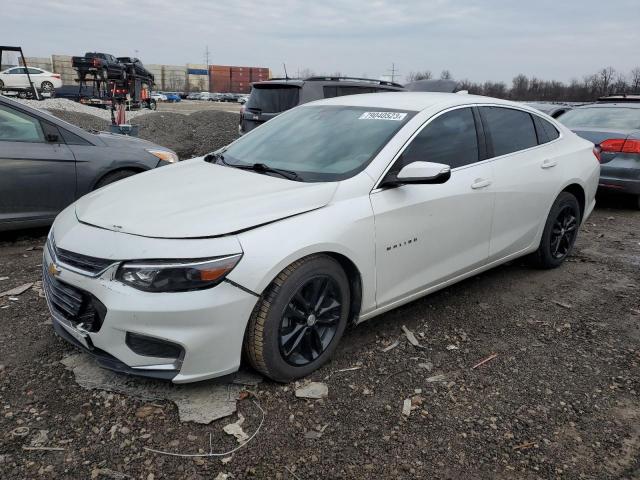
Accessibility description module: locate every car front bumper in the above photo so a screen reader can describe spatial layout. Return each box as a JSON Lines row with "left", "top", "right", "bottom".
{"left": 43, "top": 237, "right": 258, "bottom": 384}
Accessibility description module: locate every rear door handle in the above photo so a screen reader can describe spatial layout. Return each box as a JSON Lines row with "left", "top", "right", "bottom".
{"left": 541, "top": 159, "right": 557, "bottom": 169}
{"left": 471, "top": 178, "right": 492, "bottom": 189}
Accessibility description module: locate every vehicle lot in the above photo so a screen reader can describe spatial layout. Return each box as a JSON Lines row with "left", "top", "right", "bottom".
{"left": 0, "top": 198, "right": 638, "bottom": 478}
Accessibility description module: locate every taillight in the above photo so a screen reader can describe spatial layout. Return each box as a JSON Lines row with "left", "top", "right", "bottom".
{"left": 599, "top": 138, "right": 640, "bottom": 154}
{"left": 592, "top": 146, "right": 601, "bottom": 163}
{"left": 52, "top": 74, "right": 61, "bottom": 79}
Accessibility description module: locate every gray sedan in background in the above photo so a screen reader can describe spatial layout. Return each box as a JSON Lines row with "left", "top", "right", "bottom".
{"left": 558, "top": 98, "right": 640, "bottom": 209}
{"left": 0, "top": 95, "right": 178, "bottom": 231}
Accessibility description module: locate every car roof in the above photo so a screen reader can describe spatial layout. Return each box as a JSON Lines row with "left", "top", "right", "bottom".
{"left": 305, "top": 92, "right": 533, "bottom": 113}
{"left": 574, "top": 102, "right": 640, "bottom": 109}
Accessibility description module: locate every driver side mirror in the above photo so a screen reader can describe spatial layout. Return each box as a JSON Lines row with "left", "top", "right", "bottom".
{"left": 381, "top": 161, "right": 451, "bottom": 188}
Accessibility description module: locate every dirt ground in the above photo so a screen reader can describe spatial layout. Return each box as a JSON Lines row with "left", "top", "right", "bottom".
{"left": 0, "top": 196, "right": 639, "bottom": 480}
{"left": 156, "top": 100, "right": 241, "bottom": 115}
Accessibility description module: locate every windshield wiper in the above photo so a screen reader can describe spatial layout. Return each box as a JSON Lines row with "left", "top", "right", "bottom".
{"left": 231, "top": 163, "right": 302, "bottom": 181}
{"left": 204, "top": 151, "right": 302, "bottom": 181}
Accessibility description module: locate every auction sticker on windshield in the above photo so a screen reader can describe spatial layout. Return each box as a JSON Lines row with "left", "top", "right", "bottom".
{"left": 359, "top": 111, "right": 408, "bottom": 121}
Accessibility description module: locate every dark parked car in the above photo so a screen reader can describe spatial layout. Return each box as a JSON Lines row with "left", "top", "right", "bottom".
{"left": 558, "top": 97, "right": 640, "bottom": 208}
{"left": 239, "top": 76, "right": 404, "bottom": 134}
{"left": 72, "top": 52, "right": 126, "bottom": 81}
{"left": 116, "top": 57, "right": 154, "bottom": 83}
{"left": 525, "top": 102, "right": 573, "bottom": 119}
{"left": 0, "top": 95, "right": 178, "bottom": 230}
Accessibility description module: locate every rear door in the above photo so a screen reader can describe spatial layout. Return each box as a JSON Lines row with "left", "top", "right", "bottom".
{"left": 371, "top": 106, "right": 495, "bottom": 307}
{"left": 0, "top": 103, "right": 76, "bottom": 226}
{"left": 242, "top": 84, "right": 301, "bottom": 133}
{"left": 480, "top": 106, "right": 562, "bottom": 260}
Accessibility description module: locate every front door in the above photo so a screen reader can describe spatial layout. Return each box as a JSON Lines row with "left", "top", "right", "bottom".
{"left": 0, "top": 104, "right": 76, "bottom": 226}
{"left": 370, "top": 107, "right": 495, "bottom": 308}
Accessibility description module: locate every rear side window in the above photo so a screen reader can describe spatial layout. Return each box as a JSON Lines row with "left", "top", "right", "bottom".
{"left": 481, "top": 107, "right": 537, "bottom": 157}
{"left": 397, "top": 107, "right": 479, "bottom": 170}
{"left": 246, "top": 86, "right": 300, "bottom": 113}
{"left": 533, "top": 116, "right": 560, "bottom": 144}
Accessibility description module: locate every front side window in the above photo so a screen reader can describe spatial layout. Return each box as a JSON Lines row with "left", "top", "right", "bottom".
{"left": 223, "top": 105, "right": 416, "bottom": 181}
{"left": 0, "top": 105, "right": 45, "bottom": 142}
{"left": 396, "top": 107, "right": 479, "bottom": 171}
{"left": 8, "top": 68, "right": 26, "bottom": 74}
{"left": 481, "top": 107, "right": 537, "bottom": 157}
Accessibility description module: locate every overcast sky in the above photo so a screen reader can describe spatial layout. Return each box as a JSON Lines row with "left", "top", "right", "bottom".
{"left": 3, "top": 0, "right": 640, "bottom": 83}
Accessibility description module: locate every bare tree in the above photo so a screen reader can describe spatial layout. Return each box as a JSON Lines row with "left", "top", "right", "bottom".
{"left": 597, "top": 67, "right": 616, "bottom": 95}
{"left": 440, "top": 70, "right": 452, "bottom": 80}
{"left": 298, "top": 68, "right": 315, "bottom": 79}
{"left": 629, "top": 67, "right": 640, "bottom": 92}
{"left": 406, "top": 70, "right": 432, "bottom": 82}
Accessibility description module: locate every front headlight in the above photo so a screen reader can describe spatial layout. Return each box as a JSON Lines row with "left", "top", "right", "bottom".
{"left": 147, "top": 149, "right": 178, "bottom": 163}
{"left": 116, "top": 254, "right": 242, "bottom": 292}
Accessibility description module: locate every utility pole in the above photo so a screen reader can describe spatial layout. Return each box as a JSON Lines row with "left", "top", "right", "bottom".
{"left": 387, "top": 63, "right": 399, "bottom": 83}
{"left": 204, "top": 45, "right": 210, "bottom": 66}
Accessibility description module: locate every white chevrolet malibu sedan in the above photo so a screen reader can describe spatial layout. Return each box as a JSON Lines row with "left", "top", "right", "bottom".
{"left": 43, "top": 93, "right": 600, "bottom": 383}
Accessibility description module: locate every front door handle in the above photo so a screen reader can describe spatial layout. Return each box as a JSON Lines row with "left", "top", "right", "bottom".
{"left": 541, "top": 159, "right": 557, "bottom": 169}
{"left": 471, "top": 178, "right": 492, "bottom": 189}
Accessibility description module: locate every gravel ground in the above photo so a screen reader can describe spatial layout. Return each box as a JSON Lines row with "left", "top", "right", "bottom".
{"left": 13, "top": 98, "right": 151, "bottom": 121}
{"left": 0, "top": 200, "right": 638, "bottom": 479}
{"left": 44, "top": 108, "right": 240, "bottom": 160}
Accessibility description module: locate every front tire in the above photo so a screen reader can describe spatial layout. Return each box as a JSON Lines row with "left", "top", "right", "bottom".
{"left": 244, "top": 255, "right": 350, "bottom": 382}
{"left": 530, "top": 192, "right": 581, "bottom": 269}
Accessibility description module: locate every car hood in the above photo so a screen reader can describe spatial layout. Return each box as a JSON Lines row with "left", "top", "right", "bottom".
{"left": 74, "top": 157, "right": 338, "bottom": 238}
{"left": 92, "top": 132, "right": 161, "bottom": 149}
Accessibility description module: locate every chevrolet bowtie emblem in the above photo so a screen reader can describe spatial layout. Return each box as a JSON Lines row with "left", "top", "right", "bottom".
{"left": 48, "top": 262, "right": 62, "bottom": 277}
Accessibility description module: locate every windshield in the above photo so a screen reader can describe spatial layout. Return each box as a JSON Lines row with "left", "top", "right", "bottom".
{"left": 246, "top": 85, "right": 300, "bottom": 112}
{"left": 559, "top": 107, "right": 640, "bottom": 130}
{"left": 222, "top": 105, "right": 415, "bottom": 182}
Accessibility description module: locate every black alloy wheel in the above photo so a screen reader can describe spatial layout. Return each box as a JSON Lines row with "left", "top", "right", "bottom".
{"left": 244, "top": 254, "right": 351, "bottom": 382}
{"left": 550, "top": 205, "right": 578, "bottom": 259}
{"left": 279, "top": 275, "right": 342, "bottom": 366}
{"left": 530, "top": 191, "right": 581, "bottom": 269}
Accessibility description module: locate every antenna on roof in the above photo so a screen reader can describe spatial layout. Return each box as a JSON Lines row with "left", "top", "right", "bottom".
{"left": 283, "top": 63, "right": 289, "bottom": 80}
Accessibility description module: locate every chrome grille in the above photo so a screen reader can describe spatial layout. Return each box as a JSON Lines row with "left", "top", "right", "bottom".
{"left": 48, "top": 236, "right": 114, "bottom": 276}
{"left": 43, "top": 266, "right": 105, "bottom": 332}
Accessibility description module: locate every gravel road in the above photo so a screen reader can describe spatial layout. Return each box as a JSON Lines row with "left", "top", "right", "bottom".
{"left": 0, "top": 200, "right": 638, "bottom": 479}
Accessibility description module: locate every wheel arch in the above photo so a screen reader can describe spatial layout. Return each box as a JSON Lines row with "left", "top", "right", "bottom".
{"left": 91, "top": 166, "right": 147, "bottom": 190}
{"left": 561, "top": 182, "right": 586, "bottom": 220}
{"left": 253, "top": 249, "right": 365, "bottom": 325}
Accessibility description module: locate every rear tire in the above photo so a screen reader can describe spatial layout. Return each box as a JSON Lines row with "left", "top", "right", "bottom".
{"left": 0, "top": 79, "right": 4, "bottom": 89}
{"left": 41, "top": 81, "right": 54, "bottom": 92}
{"left": 94, "top": 170, "right": 139, "bottom": 189}
{"left": 530, "top": 192, "right": 581, "bottom": 269}
{"left": 244, "top": 255, "right": 350, "bottom": 382}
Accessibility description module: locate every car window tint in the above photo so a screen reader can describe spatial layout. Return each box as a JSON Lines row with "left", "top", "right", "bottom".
{"left": 0, "top": 105, "right": 45, "bottom": 142}
{"left": 558, "top": 107, "right": 640, "bottom": 130}
{"left": 481, "top": 107, "right": 537, "bottom": 156}
{"left": 398, "top": 107, "right": 479, "bottom": 170}
{"left": 323, "top": 86, "right": 337, "bottom": 98}
{"left": 9, "top": 68, "right": 26, "bottom": 74}
{"left": 539, "top": 117, "right": 559, "bottom": 142}
{"left": 246, "top": 86, "right": 300, "bottom": 113}
{"left": 27, "top": 68, "right": 42, "bottom": 74}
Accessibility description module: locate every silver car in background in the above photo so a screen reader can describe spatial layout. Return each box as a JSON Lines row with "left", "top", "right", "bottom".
{"left": 0, "top": 95, "right": 178, "bottom": 231}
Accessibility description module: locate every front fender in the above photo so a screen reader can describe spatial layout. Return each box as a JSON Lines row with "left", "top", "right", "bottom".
{"left": 227, "top": 196, "right": 377, "bottom": 317}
